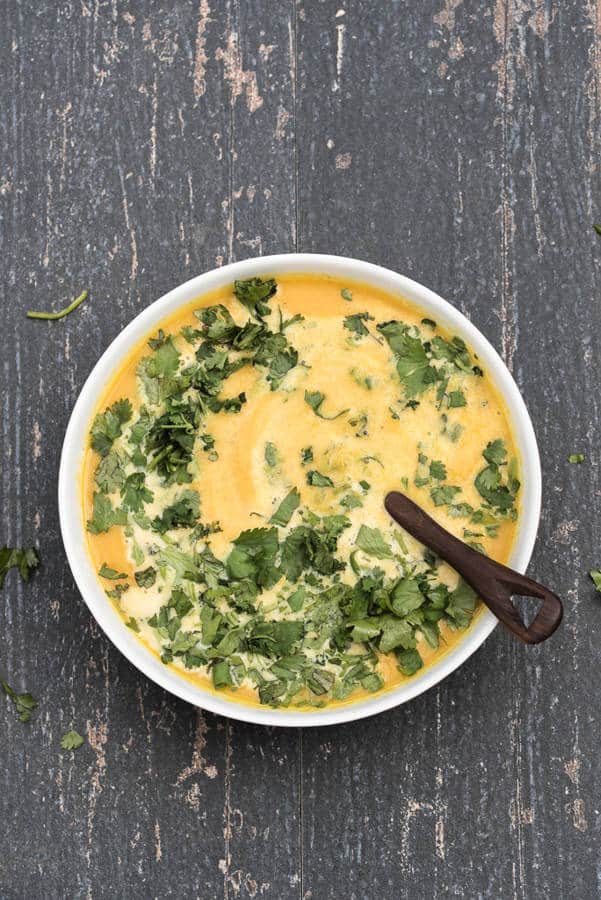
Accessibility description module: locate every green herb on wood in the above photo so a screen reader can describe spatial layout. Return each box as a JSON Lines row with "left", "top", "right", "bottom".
{"left": 27, "top": 289, "right": 88, "bottom": 321}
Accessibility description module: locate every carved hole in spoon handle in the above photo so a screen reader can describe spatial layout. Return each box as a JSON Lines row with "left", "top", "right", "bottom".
{"left": 384, "top": 491, "right": 563, "bottom": 645}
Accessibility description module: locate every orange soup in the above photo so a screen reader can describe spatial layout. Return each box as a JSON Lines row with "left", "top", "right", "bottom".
{"left": 82, "top": 274, "right": 520, "bottom": 709}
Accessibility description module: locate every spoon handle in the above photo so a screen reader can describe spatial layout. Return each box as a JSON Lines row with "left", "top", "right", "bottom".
{"left": 385, "top": 491, "right": 563, "bottom": 645}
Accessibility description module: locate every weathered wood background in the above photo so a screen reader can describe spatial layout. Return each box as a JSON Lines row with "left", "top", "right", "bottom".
{"left": 1, "top": 1, "right": 600, "bottom": 897}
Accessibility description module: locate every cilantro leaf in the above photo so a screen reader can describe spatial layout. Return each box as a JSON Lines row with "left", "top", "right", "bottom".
{"left": 304, "top": 390, "right": 349, "bottom": 420}
{"left": 226, "top": 527, "right": 280, "bottom": 588}
{"left": 396, "top": 648, "right": 423, "bottom": 676}
{"left": 94, "top": 451, "right": 126, "bottom": 494}
{"left": 234, "top": 277, "right": 277, "bottom": 319}
{"left": 248, "top": 620, "right": 304, "bottom": 657}
{"left": 344, "top": 312, "right": 373, "bottom": 337}
{"left": 306, "top": 470, "right": 334, "bottom": 488}
{"left": 265, "top": 442, "right": 278, "bottom": 468}
{"left": 589, "top": 570, "right": 601, "bottom": 591}
{"left": 483, "top": 439, "right": 507, "bottom": 466}
{"left": 446, "top": 578, "right": 478, "bottom": 628}
{"left": 135, "top": 566, "right": 157, "bottom": 588}
{"left": 429, "top": 460, "right": 447, "bottom": 481}
{"left": 378, "top": 322, "right": 436, "bottom": 397}
{"left": 448, "top": 390, "right": 466, "bottom": 408}
{"left": 430, "top": 485, "right": 461, "bottom": 507}
{"left": 120, "top": 472, "right": 154, "bottom": 512}
{"left": 270, "top": 488, "right": 301, "bottom": 527}
{"left": 301, "top": 447, "right": 314, "bottom": 465}
{"left": 98, "top": 563, "right": 127, "bottom": 580}
{"left": 390, "top": 578, "right": 424, "bottom": 617}
{"left": 474, "top": 448, "right": 518, "bottom": 512}
{"left": 2, "top": 681, "right": 37, "bottom": 723}
{"left": 379, "top": 616, "right": 416, "bottom": 653}
{"left": 90, "top": 399, "right": 133, "bottom": 456}
{"left": 356, "top": 525, "right": 393, "bottom": 559}
{"left": 151, "top": 490, "right": 200, "bottom": 534}
{"left": 61, "top": 729, "right": 85, "bottom": 750}
{"left": 0, "top": 547, "right": 39, "bottom": 589}
{"left": 280, "top": 521, "right": 348, "bottom": 581}
{"left": 87, "top": 493, "right": 128, "bottom": 534}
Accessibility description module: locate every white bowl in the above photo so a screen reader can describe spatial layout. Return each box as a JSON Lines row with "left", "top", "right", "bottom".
{"left": 58, "top": 254, "right": 541, "bottom": 727}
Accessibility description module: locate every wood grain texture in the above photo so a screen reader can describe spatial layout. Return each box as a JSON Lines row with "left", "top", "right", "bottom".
{"left": 1, "top": 1, "right": 599, "bottom": 897}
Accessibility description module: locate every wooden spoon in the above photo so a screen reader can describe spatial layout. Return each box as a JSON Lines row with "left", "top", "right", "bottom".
{"left": 385, "top": 491, "right": 563, "bottom": 644}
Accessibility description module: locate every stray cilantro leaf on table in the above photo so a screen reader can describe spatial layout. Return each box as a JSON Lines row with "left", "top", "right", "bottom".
{"left": 2, "top": 682, "right": 37, "bottom": 723}
{"left": 61, "top": 730, "right": 85, "bottom": 750}
{"left": 0, "top": 547, "right": 39, "bottom": 589}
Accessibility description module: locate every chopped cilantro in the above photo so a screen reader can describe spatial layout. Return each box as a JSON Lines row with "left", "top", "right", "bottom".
{"left": 234, "top": 277, "right": 277, "bottom": 319}
{"left": 98, "top": 563, "right": 127, "bottom": 580}
{"left": 61, "top": 730, "right": 85, "bottom": 750}
{"left": 304, "top": 390, "right": 349, "bottom": 420}
{"left": 265, "top": 442, "right": 278, "bottom": 468}
{"left": 306, "top": 470, "right": 334, "bottom": 488}
{"left": 589, "top": 570, "right": 601, "bottom": 591}
{"left": 0, "top": 547, "right": 39, "bottom": 589}
{"left": 90, "top": 399, "right": 133, "bottom": 457}
{"left": 341, "top": 288, "right": 353, "bottom": 301}
{"left": 2, "top": 681, "right": 37, "bottom": 723}
{"left": 474, "top": 442, "right": 519, "bottom": 512}
{"left": 270, "top": 488, "right": 301, "bottom": 527}
{"left": 87, "top": 493, "right": 128, "bottom": 534}
{"left": 135, "top": 567, "right": 157, "bottom": 588}
{"left": 356, "top": 525, "right": 393, "bottom": 559}
{"left": 344, "top": 312, "right": 373, "bottom": 337}
{"left": 448, "top": 390, "right": 466, "bottom": 408}
{"left": 430, "top": 485, "right": 461, "bottom": 507}
{"left": 151, "top": 490, "right": 200, "bottom": 534}
{"left": 301, "top": 446, "right": 314, "bottom": 465}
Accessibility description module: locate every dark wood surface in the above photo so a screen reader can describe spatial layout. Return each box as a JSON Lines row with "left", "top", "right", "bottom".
{"left": 1, "top": 2, "right": 599, "bottom": 897}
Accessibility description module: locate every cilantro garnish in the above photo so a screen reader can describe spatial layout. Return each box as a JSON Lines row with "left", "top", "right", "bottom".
{"left": 474, "top": 440, "right": 520, "bottom": 512}
{"left": 82, "top": 276, "right": 504, "bottom": 709}
{"left": 151, "top": 490, "right": 200, "bottom": 534}
{"left": 356, "top": 525, "right": 393, "bottom": 559}
{"left": 344, "top": 312, "right": 374, "bottom": 337}
{"left": 568, "top": 453, "right": 584, "bottom": 464}
{"left": 87, "top": 493, "right": 128, "bottom": 534}
{"left": 304, "top": 390, "right": 349, "bottom": 420}
{"left": 234, "top": 277, "right": 277, "bottom": 319}
{"left": 135, "top": 567, "right": 157, "bottom": 588}
{"left": 306, "top": 470, "right": 334, "bottom": 488}
{"left": 341, "top": 288, "right": 353, "bottom": 301}
{"left": 98, "top": 563, "right": 127, "bottom": 580}
{"left": 265, "top": 442, "right": 278, "bottom": 468}
{"left": 90, "top": 399, "right": 133, "bottom": 457}
{"left": 430, "top": 485, "right": 461, "bottom": 507}
{"left": 121, "top": 472, "right": 154, "bottom": 512}
{"left": 270, "top": 488, "right": 301, "bottom": 527}
{"left": 301, "top": 447, "right": 313, "bottom": 465}
{"left": 0, "top": 547, "right": 39, "bottom": 589}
